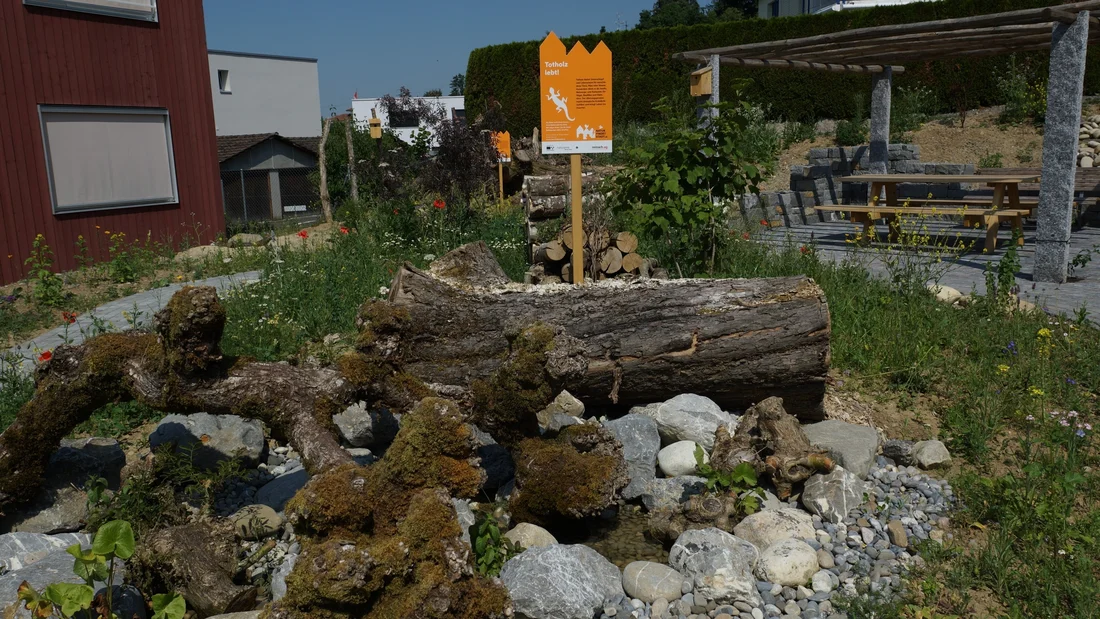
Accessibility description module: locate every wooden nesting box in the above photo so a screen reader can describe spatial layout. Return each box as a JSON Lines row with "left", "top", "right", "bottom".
{"left": 690, "top": 67, "right": 713, "bottom": 97}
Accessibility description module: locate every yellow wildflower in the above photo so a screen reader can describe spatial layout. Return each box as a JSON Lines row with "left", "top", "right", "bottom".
{"left": 997, "top": 365, "right": 1010, "bottom": 373}
{"left": 1037, "top": 328, "right": 1052, "bottom": 339}
{"left": 1029, "top": 386, "right": 1045, "bottom": 397}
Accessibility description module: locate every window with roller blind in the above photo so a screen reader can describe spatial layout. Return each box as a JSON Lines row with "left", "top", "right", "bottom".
{"left": 23, "top": 0, "right": 157, "bottom": 22}
{"left": 38, "top": 106, "right": 179, "bottom": 214}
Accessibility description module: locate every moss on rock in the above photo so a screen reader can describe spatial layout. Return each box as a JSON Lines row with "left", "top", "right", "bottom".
{"left": 510, "top": 424, "right": 629, "bottom": 527}
{"left": 470, "top": 323, "right": 560, "bottom": 447}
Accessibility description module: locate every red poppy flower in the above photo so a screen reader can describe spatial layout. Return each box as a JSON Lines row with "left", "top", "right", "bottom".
{"left": 62, "top": 311, "right": 77, "bottom": 324}
{"left": 393, "top": 209, "right": 399, "bottom": 215}
{"left": 800, "top": 245, "right": 811, "bottom": 255}
{"left": 340, "top": 226, "right": 350, "bottom": 235}
{"left": 38, "top": 350, "right": 52, "bottom": 363}
{"left": 760, "top": 219, "right": 769, "bottom": 227}
{"left": 297, "top": 229, "right": 309, "bottom": 239}
{"left": 433, "top": 199, "right": 446, "bottom": 210}
{"left": 741, "top": 232, "right": 750, "bottom": 240}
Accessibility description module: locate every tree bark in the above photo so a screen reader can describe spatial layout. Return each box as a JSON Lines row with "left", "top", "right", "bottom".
{"left": 0, "top": 287, "right": 356, "bottom": 512}
{"left": 388, "top": 244, "right": 831, "bottom": 419}
{"left": 319, "top": 117, "right": 333, "bottom": 223}
{"left": 129, "top": 521, "right": 258, "bottom": 618}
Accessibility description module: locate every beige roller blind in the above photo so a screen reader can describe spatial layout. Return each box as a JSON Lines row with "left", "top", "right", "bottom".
{"left": 40, "top": 107, "right": 178, "bottom": 213}
{"left": 23, "top": 0, "right": 156, "bottom": 22}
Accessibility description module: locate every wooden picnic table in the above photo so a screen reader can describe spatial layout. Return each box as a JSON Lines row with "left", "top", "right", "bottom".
{"left": 826, "top": 173, "right": 1042, "bottom": 250}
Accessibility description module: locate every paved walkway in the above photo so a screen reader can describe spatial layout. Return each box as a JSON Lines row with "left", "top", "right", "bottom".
{"left": 2, "top": 271, "right": 261, "bottom": 375}
{"left": 761, "top": 220, "right": 1100, "bottom": 321}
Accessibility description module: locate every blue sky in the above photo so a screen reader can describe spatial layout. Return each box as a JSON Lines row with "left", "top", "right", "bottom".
{"left": 203, "top": 0, "right": 652, "bottom": 116}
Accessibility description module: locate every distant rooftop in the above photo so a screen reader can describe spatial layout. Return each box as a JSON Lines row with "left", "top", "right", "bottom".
{"left": 208, "top": 49, "right": 318, "bottom": 64}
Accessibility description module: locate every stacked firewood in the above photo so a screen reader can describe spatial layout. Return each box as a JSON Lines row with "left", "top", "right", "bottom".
{"left": 523, "top": 174, "right": 603, "bottom": 260}
{"left": 526, "top": 225, "right": 667, "bottom": 284}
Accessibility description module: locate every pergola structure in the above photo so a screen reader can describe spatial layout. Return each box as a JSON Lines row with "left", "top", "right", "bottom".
{"left": 675, "top": 1, "right": 1100, "bottom": 283}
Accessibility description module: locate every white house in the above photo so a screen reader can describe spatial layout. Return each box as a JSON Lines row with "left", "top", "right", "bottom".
{"left": 758, "top": 0, "right": 934, "bottom": 18}
{"left": 208, "top": 50, "right": 322, "bottom": 137}
{"left": 351, "top": 95, "right": 465, "bottom": 145}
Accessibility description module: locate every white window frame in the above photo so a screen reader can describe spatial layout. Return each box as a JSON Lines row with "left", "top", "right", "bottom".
{"left": 38, "top": 105, "right": 179, "bottom": 214}
{"left": 218, "top": 69, "right": 232, "bottom": 94}
{"left": 23, "top": 0, "right": 158, "bottom": 23}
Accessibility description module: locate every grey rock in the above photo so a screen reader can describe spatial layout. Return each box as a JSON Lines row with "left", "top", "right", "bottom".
{"left": 547, "top": 412, "right": 583, "bottom": 433}
{"left": 504, "top": 522, "right": 557, "bottom": 549}
{"left": 658, "top": 441, "right": 705, "bottom": 478}
{"left": 471, "top": 426, "right": 515, "bottom": 491}
{"left": 452, "top": 498, "right": 476, "bottom": 548}
{"left": 8, "top": 486, "right": 88, "bottom": 534}
{"left": 48, "top": 437, "right": 125, "bottom": 488}
{"left": 501, "top": 544, "right": 623, "bottom": 619}
{"left": 733, "top": 509, "right": 815, "bottom": 552}
{"left": 538, "top": 390, "right": 586, "bottom": 428}
{"left": 604, "top": 414, "right": 661, "bottom": 500}
{"left": 756, "top": 539, "right": 818, "bottom": 586}
{"left": 802, "top": 421, "right": 880, "bottom": 479}
{"left": 622, "top": 561, "right": 683, "bottom": 603}
{"left": 668, "top": 528, "right": 762, "bottom": 606}
{"left": 256, "top": 469, "right": 309, "bottom": 513}
{"left": 345, "top": 447, "right": 376, "bottom": 466}
{"left": 230, "top": 504, "right": 284, "bottom": 540}
{"left": 911, "top": 440, "right": 952, "bottom": 469}
{"left": 802, "top": 467, "right": 868, "bottom": 524}
{"left": 633, "top": 394, "right": 734, "bottom": 451}
{"left": 0, "top": 532, "right": 90, "bottom": 572}
{"left": 0, "top": 549, "right": 121, "bottom": 618}
{"left": 271, "top": 553, "right": 297, "bottom": 602}
{"left": 886, "top": 520, "right": 909, "bottom": 548}
{"left": 149, "top": 413, "right": 265, "bottom": 470}
{"left": 227, "top": 233, "right": 265, "bottom": 248}
{"left": 639, "top": 476, "right": 707, "bottom": 512}
{"left": 88, "top": 585, "right": 146, "bottom": 619}
{"left": 881, "top": 440, "right": 914, "bottom": 465}
{"left": 332, "top": 402, "right": 399, "bottom": 448}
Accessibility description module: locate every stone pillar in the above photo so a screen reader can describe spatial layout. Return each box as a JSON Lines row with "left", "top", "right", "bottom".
{"left": 269, "top": 169, "right": 283, "bottom": 220}
{"left": 1036, "top": 11, "right": 1089, "bottom": 283}
{"left": 868, "top": 68, "right": 892, "bottom": 175}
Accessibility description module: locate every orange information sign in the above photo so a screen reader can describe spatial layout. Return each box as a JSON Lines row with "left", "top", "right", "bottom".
{"left": 492, "top": 131, "right": 511, "bottom": 163}
{"left": 539, "top": 32, "right": 612, "bottom": 155}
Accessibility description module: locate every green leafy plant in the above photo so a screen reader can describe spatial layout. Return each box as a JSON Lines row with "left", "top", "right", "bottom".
{"left": 892, "top": 86, "right": 938, "bottom": 142}
{"left": 694, "top": 445, "right": 764, "bottom": 513}
{"left": 997, "top": 55, "right": 1048, "bottom": 125}
{"left": 835, "top": 95, "right": 868, "bottom": 147}
{"left": 978, "top": 152, "right": 1004, "bottom": 169}
{"left": 1068, "top": 244, "right": 1099, "bottom": 278}
{"left": 473, "top": 512, "right": 523, "bottom": 577}
{"left": 25, "top": 234, "right": 66, "bottom": 307}
{"left": 607, "top": 94, "right": 766, "bottom": 277}
{"left": 17, "top": 520, "right": 186, "bottom": 619}
{"left": 781, "top": 120, "right": 816, "bottom": 148}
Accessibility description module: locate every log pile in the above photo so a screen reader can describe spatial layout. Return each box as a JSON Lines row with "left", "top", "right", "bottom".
{"left": 526, "top": 227, "right": 666, "bottom": 284}
{"left": 523, "top": 174, "right": 603, "bottom": 261}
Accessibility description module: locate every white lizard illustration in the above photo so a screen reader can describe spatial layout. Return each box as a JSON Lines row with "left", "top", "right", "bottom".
{"left": 547, "top": 87, "right": 575, "bottom": 121}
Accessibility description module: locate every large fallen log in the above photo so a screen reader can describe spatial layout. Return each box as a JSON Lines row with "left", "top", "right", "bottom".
{"left": 390, "top": 243, "right": 831, "bottom": 419}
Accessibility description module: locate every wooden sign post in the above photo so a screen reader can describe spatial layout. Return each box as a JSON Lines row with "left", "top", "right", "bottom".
{"left": 539, "top": 32, "right": 612, "bottom": 284}
{"left": 492, "top": 131, "right": 511, "bottom": 204}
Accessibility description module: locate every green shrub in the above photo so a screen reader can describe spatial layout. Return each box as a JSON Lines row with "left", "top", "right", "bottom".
{"left": 998, "top": 54, "right": 1049, "bottom": 125}
{"left": 835, "top": 119, "right": 868, "bottom": 146}
{"left": 606, "top": 96, "right": 766, "bottom": 277}
{"left": 892, "top": 85, "right": 939, "bottom": 141}
{"left": 781, "top": 120, "right": 817, "bottom": 147}
{"left": 979, "top": 152, "right": 1005, "bottom": 168}
{"left": 466, "top": 0, "right": 1098, "bottom": 135}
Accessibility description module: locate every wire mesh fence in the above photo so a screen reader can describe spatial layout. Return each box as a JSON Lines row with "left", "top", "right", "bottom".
{"left": 220, "top": 167, "right": 320, "bottom": 225}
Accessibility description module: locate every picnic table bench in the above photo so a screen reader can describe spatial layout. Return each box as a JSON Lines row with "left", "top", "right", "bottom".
{"left": 817, "top": 173, "right": 1041, "bottom": 250}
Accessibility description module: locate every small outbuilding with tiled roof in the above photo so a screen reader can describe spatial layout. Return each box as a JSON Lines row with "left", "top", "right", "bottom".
{"left": 216, "top": 133, "right": 320, "bottom": 224}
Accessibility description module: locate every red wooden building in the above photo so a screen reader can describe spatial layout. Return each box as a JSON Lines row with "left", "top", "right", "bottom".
{"left": 0, "top": 0, "right": 223, "bottom": 285}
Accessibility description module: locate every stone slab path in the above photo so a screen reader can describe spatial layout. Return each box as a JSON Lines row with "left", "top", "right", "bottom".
{"left": 2, "top": 271, "right": 261, "bottom": 375}
{"left": 761, "top": 221, "right": 1100, "bottom": 322}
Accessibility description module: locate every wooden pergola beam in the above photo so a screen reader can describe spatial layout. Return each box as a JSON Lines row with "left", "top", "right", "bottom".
{"left": 761, "top": 23, "right": 1053, "bottom": 60}
{"left": 679, "top": 54, "right": 903, "bottom": 74}
{"left": 673, "top": 0, "right": 1100, "bottom": 62}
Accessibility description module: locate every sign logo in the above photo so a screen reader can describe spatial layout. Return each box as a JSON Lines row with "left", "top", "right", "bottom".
{"left": 492, "top": 131, "right": 512, "bottom": 163}
{"left": 539, "top": 32, "right": 612, "bottom": 155}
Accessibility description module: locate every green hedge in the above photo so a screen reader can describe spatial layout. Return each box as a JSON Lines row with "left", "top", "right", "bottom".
{"left": 467, "top": 0, "right": 1100, "bottom": 136}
